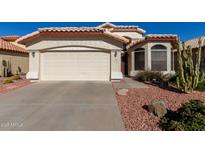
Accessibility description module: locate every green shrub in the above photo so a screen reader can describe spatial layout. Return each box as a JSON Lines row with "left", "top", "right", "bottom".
{"left": 196, "top": 82, "right": 205, "bottom": 92}
{"left": 3, "top": 79, "right": 14, "bottom": 84}
{"left": 159, "top": 100, "right": 205, "bottom": 131}
{"left": 135, "top": 70, "right": 164, "bottom": 82}
{"left": 168, "top": 74, "right": 178, "bottom": 84}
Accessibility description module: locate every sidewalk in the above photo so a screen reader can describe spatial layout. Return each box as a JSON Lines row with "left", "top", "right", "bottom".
{"left": 112, "top": 77, "right": 148, "bottom": 89}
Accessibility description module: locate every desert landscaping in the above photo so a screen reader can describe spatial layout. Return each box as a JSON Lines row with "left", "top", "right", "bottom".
{"left": 114, "top": 80, "right": 205, "bottom": 131}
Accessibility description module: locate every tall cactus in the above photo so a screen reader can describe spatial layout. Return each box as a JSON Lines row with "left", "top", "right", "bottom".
{"left": 176, "top": 38, "right": 204, "bottom": 93}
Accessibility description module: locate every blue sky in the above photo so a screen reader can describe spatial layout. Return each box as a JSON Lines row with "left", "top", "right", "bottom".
{"left": 0, "top": 22, "right": 204, "bottom": 41}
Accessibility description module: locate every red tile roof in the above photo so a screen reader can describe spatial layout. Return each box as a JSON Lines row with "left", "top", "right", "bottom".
{"left": 146, "top": 34, "right": 178, "bottom": 39}
{"left": 127, "top": 34, "right": 178, "bottom": 49}
{"left": 98, "top": 22, "right": 146, "bottom": 34}
{"left": 98, "top": 23, "right": 116, "bottom": 28}
{"left": 17, "top": 27, "right": 129, "bottom": 44}
{"left": 16, "top": 24, "right": 177, "bottom": 50}
{"left": 38, "top": 27, "right": 104, "bottom": 32}
{"left": 126, "top": 39, "right": 145, "bottom": 49}
{"left": 111, "top": 27, "right": 145, "bottom": 33}
{"left": 0, "top": 38, "right": 27, "bottom": 54}
{"left": 185, "top": 36, "right": 205, "bottom": 48}
{"left": 1, "top": 35, "right": 20, "bottom": 42}
{"left": 104, "top": 30, "right": 130, "bottom": 43}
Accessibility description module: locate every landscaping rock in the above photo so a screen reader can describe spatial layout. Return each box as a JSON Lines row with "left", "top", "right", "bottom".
{"left": 148, "top": 100, "right": 167, "bottom": 118}
{"left": 113, "top": 82, "right": 205, "bottom": 131}
{"left": 117, "top": 89, "right": 128, "bottom": 96}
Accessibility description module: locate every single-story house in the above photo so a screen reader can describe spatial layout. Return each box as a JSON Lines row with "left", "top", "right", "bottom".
{"left": 0, "top": 36, "right": 29, "bottom": 76}
{"left": 17, "top": 23, "right": 178, "bottom": 81}
{"left": 185, "top": 36, "right": 205, "bottom": 72}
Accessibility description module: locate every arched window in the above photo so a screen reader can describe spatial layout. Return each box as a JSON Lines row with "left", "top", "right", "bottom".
{"left": 134, "top": 48, "right": 145, "bottom": 70}
{"left": 151, "top": 45, "right": 167, "bottom": 50}
{"left": 151, "top": 45, "right": 167, "bottom": 71}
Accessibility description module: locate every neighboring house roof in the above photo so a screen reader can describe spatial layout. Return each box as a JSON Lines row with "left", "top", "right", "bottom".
{"left": 0, "top": 38, "right": 27, "bottom": 54}
{"left": 98, "top": 22, "right": 146, "bottom": 34}
{"left": 1, "top": 35, "right": 20, "bottom": 42}
{"left": 185, "top": 35, "right": 205, "bottom": 49}
{"left": 17, "top": 27, "right": 130, "bottom": 44}
{"left": 127, "top": 34, "right": 178, "bottom": 50}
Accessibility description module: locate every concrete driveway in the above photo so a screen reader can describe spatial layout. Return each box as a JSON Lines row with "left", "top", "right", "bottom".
{"left": 0, "top": 81, "right": 124, "bottom": 131}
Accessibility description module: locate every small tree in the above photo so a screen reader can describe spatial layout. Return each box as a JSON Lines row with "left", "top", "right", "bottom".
{"left": 2, "top": 60, "right": 8, "bottom": 77}
{"left": 176, "top": 38, "right": 204, "bottom": 93}
{"left": 2, "top": 60, "right": 12, "bottom": 77}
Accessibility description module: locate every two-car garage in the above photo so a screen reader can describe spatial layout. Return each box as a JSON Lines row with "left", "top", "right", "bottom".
{"left": 17, "top": 27, "right": 127, "bottom": 81}
{"left": 40, "top": 51, "right": 110, "bottom": 81}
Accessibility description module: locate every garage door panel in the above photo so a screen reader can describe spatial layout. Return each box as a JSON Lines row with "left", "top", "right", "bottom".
{"left": 40, "top": 51, "right": 110, "bottom": 81}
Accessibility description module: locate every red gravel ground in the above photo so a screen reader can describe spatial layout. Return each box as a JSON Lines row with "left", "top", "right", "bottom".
{"left": 113, "top": 84, "right": 205, "bottom": 131}
{"left": 0, "top": 79, "right": 31, "bottom": 94}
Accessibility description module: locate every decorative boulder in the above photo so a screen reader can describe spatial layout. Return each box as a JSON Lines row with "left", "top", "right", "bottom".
{"left": 117, "top": 89, "right": 128, "bottom": 96}
{"left": 148, "top": 100, "right": 167, "bottom": 117}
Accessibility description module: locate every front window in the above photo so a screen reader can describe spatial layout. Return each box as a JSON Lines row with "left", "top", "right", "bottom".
{"left": 151, "top": 45, "right": 167, "bottom": 71}
{"left": 134, "top": 48, "right": 145, "bottom": 70}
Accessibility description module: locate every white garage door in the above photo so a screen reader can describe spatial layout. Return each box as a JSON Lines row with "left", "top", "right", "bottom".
{"left": 40, "top": 51, "right": 110, "bottom": 81}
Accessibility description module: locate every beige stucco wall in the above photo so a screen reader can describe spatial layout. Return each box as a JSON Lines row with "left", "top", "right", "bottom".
{"left": 128, "top": 42, "right": 173, "bottom": 76}
{"left": 26, "top": 35, "right": 124, "bottom": 80}
{"left": 0, "top": 51, "right": 29, "bottom": 76}
{"left": 28, "top": 51, "right": 40, "bottom": 78}
{"left": 111, "top": 50, "right": 122, "bottom": 79}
